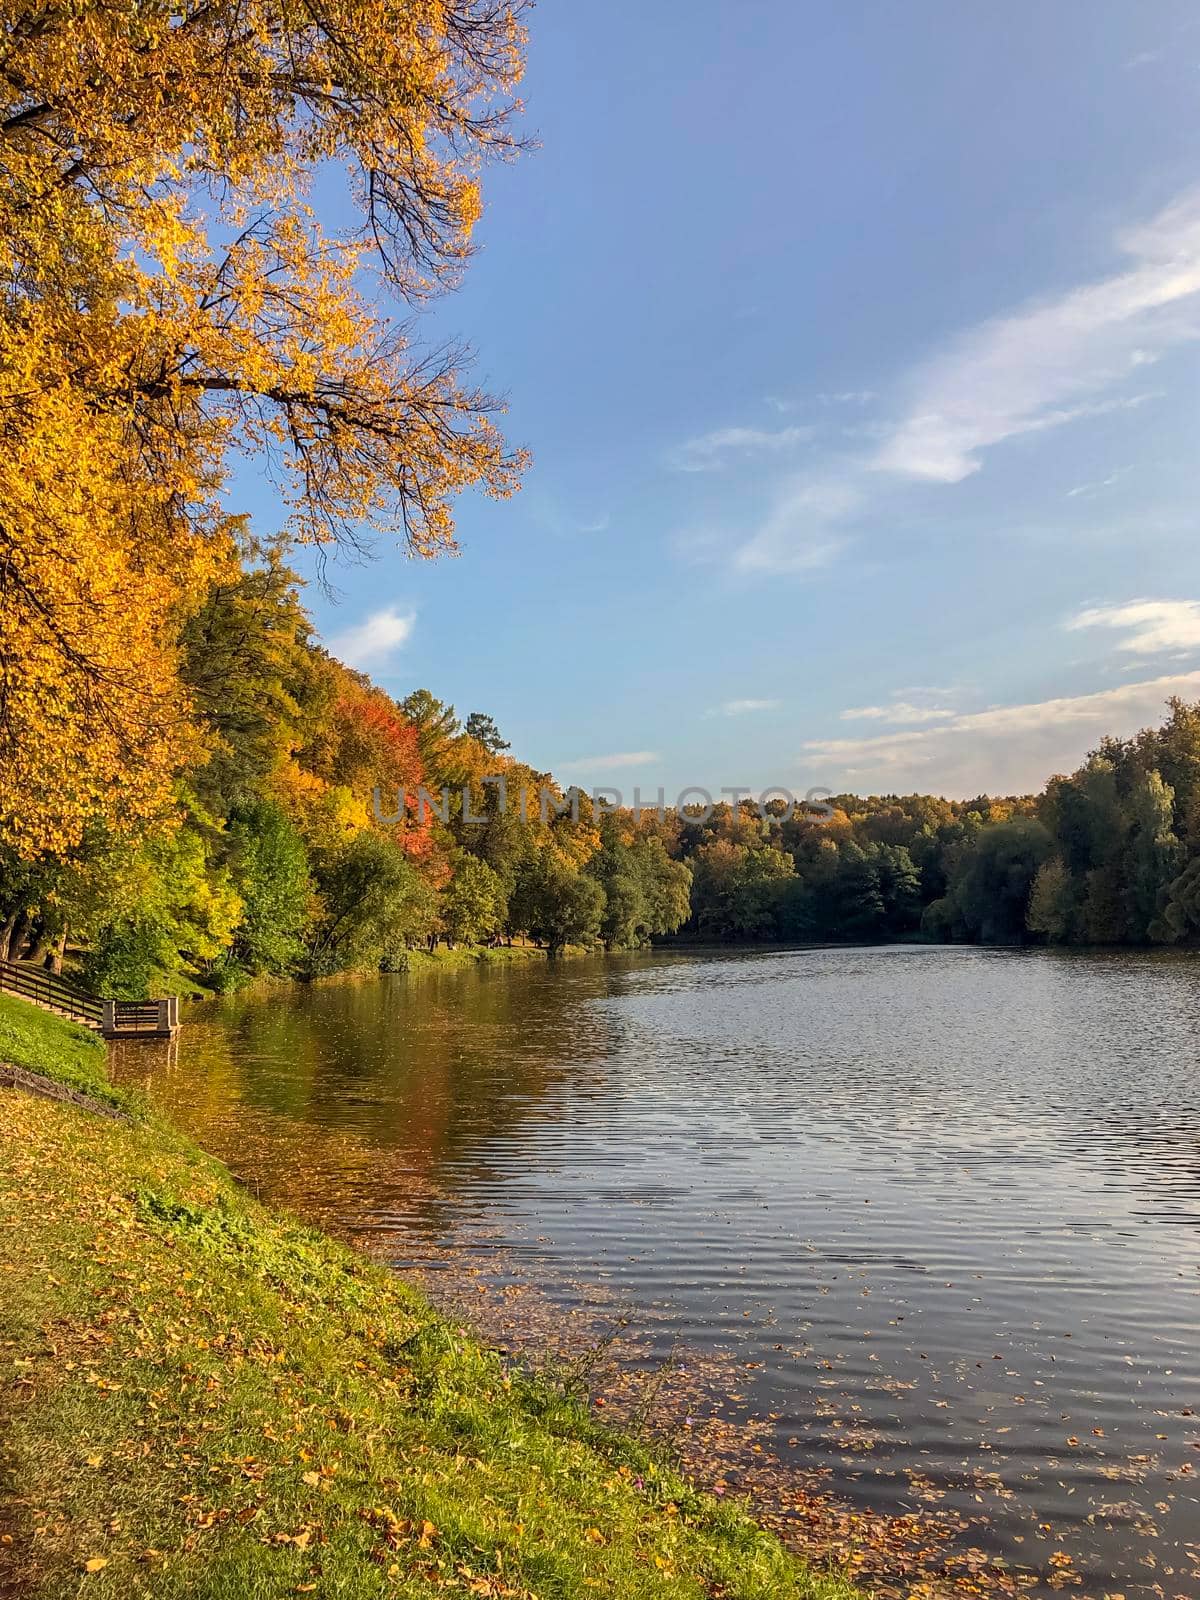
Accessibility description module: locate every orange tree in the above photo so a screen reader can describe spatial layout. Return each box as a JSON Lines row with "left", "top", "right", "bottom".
{"left": 0, "top": 0, "right": 528, "bottom": 858}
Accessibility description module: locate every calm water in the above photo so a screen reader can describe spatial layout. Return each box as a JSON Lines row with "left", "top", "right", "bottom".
{"left": 110, "top": 947, "right": 1200, "bottom": 1597}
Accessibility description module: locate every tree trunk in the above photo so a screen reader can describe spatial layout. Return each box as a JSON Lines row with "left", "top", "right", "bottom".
{"left": 0, "top": 909, "right": 19, "bottom": 963}
{"left": 7, "top": 909, "right": 32, "bottom": 962}
{"left": 47, "top": 929, "right": 67, "bottom": 975}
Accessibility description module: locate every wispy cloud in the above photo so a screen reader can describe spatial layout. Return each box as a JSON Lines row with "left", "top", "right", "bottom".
{"left": 1065, "top": 469, "right": 1126, "bottom": 499}
{"left": 841, "top": 699, "right": 957, "bottom": 725}
{"left": 764, "top": 390, "right": 876, "bottom": 416}
{"left": 733, "top": 474, "right": 860, "bottom": 573}
{"left": 717, "top": 188, "right": 1200, "bottom": 572}
{"left": 669, "top": 425, "right": 814, "bottom": 474}
{"left": 708, "top": 697, "right": 781, "bottom": 717}
{"left": 326, "top": 605, "right": 416, "bottom": 670}
{"left": 875, "top": 191, "right": 1200, "bottom": 483}
{"left": 1066, "top": 598, "right": 1200, "bottom": 656}
{"left": 805, "top": 670, "right": 1200, "bottom": 796}
{"left": 559, "top": 750, "right": 659, "bottom": 773}
{"left": 818, "top": 389, "right": 877, "bottom": 407}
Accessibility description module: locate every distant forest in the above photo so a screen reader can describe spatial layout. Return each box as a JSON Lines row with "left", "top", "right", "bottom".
{"left": 3, "top": 549, "right": 1199, "bottom": 996}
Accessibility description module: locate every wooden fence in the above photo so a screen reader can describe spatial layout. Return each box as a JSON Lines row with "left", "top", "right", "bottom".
{"left": 0, "top": 956, "right": 102, "bottom": 1029}
{"left": 101, "top": 997, "right": 180, "bottom": 1038}
{"left": 0, "top": 959, "right": 180, "bottom": 1038}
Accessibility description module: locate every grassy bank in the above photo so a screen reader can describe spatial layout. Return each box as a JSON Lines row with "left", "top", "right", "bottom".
{"left": 0, "top": 992, "right": 860, "bottom": 1600}
{"left": 381, "top": 942, "right": 586, "bottom": 979}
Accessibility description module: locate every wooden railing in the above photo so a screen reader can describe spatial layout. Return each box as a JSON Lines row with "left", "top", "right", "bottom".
{"left": 0, "top": 956, "right": 103, "bottom": 1029}
{"left": 101, "top": 997, "right": 180, "bottom": 1037}
{"left": 0, "top": 959, "right": 180, "bottom": 1037}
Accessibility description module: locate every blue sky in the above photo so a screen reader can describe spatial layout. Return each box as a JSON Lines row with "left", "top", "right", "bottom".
{"left": 234, "top": 1, "right": 1200, "bottom": 800}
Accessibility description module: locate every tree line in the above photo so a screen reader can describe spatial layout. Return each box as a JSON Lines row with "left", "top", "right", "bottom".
{"left": 0, "top": 546, "right": 698, "bottom": 991}
{"left": 671, "top": 697, "right": 1200, "bottom": 952}
{"left": 5, "top": 531, "right": 1200, "bottom": 993}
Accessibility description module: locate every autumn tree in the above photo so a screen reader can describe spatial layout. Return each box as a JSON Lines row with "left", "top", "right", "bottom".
{"left": 179, "top": 550, "right": 317, "bottom": 811}
{"left": 0, "top": 0, "right": 528, "bottom": 859}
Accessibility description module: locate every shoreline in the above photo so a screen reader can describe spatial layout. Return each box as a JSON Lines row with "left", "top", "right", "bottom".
{"left": 0, "top": 989, "right": 863, "bottom": 1600}
{"left": 111, "top": 954, "right": 1070, "bottom": 1599}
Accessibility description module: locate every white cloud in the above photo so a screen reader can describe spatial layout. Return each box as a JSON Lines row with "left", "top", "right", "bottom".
{"left": 841, "top": 700, "right": 957, "bottom": 725}
{"left": 733, "top": 474, "right": 861, "bottom": 573}
{"left": 669, "top": 425, "right": 814, "bottom": 473}
{"left": 1065, "top": 469, "right": 1126, "bottom": 498}
{"left": 764, "top": 391, "right": 876, "bottom": 415}
{"left": 709, "top": 697, "right": 781, "bottom": 717}
{"left": 559, "top": 750, "right": 659, "bottom": 773}
{"left": 326, "top": 605, "right": 416, "bottom": 669}
{"left": 804, "top": 670, "right": 1200, "bottom": 797}
{"left": 1066, "top": 598, "right": 1200, "bottom": 656}
{"left": 690, "top": 187, "right": 1200, "bottom": 573}
{"left": 875, "top": 191, "right": 1200, "bottom": 483}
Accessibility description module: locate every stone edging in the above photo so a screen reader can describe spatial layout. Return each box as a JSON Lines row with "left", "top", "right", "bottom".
{"left": 0, "top": 1062, "right": 131, "bottom": 1122}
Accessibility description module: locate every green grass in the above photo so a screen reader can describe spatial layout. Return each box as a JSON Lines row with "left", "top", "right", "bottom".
{"left": 0, "top": 991, "right": 118, "bottom": 1103}
{"left": 0, "top": 992, "right": 862, "bottom": 1600}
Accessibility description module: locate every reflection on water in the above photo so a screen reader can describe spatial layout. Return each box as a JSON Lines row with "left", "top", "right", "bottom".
{"left": 110, "top": 946, "right": 1200, "bottom": 1597}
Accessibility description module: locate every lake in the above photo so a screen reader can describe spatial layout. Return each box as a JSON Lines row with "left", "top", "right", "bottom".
{"left": 109, "top": 946, "right": 1200, "bottom": 1598}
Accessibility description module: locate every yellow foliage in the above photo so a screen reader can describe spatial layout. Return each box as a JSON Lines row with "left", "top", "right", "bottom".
{"left": 0, "top": 0, "right": 528, "bottom": 859}
{"left": 0, "top": 336, "right": 230, "bottom": 855}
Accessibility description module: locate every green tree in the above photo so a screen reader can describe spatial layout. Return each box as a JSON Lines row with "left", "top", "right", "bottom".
{"left": 941, "top": 818, "right": 1052, "bottom": 945}
{"left": 689, "top": 840, "right": 795, "bottom": 940}
{"left": 464, "top": 712, "right": 511, "bottom": 754}
{"left": 631, "top": 837, "right": 692, "bottom": 940}
{"left": 400, "top": 690, "right": 462, "bottom": 783}
{"left": 443, "top": 854, "right": 508, "bottom": 945}
{"left": 222, "top": 802, "right": 313, "bottom": 978}
{"left": 872, "top": 843, "right": 922, "bottom": 935}
{"left": 587, "top": 819, "right": 643, "bottom": 949}
{"left": 306, "top": 832, "right": 438, "bottom": 976}
{"left": 511, "top": 858, "right": 604, "bottom": 956}
{"left": 83, "top": 815, "right": 243, "bottom": 996}
{"left": 828, "top": 843, "right": 885, "bottom": 939}
{"left": 586, "top": 825, "right": 692, "bottom": 950}
{"left": 1149, "top": 857, "right": 1200, "bottom": 944}
{"left": 1026, "top": 858, "right": 1078, "bottom": 943}
{"left": 1123, "top": 770, "right": 1183, "bottom": 942}
{"left": 1134, "top": 697, "right": 1200, "bottom": 846}
{"left": 179, "top": 549, "right": 316, "bottom": 811}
